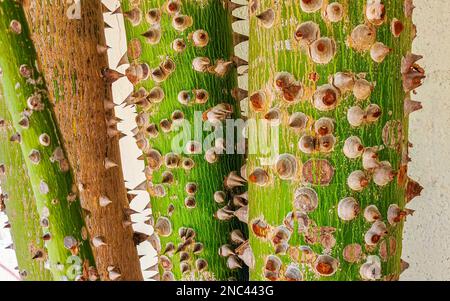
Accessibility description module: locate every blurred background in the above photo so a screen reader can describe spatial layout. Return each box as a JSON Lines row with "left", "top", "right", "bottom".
{"left": 1, "top": 0, "right": 450, "bottom": 281}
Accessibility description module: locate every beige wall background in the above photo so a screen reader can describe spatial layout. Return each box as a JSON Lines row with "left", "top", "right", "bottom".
{"left": 402, "top": 0, "right": 450, "bottom": 281}
{"left": 1, "top": 0, "right": 450, "bottom": 281}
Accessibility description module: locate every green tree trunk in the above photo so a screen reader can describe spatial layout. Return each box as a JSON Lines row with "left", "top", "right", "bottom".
{"left": 247, "top": 0, "right": 422, "bottom": 281}
{"left": 0, "top": 1, "right": 95, "bottom": 281}
{"left": 0, "top": 84, "right": 52, "bottom": 281}
{"left": 120, "top": 0, "right": 248, "bottom": 280}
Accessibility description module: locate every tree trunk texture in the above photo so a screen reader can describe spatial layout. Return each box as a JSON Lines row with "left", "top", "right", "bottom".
{"left": 22, "top": 0, "right": 143, "bottom": 280}
{"left": 0, "top": 84, "right": 52, "bottom": 281}
{"left": 120, "top": 0, "right": 249, "bottom": 280}
{"left": 247, "top": 0, "right": 423, "bottom": 281}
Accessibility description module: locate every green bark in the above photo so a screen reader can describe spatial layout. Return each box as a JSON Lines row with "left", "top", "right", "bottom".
{"left": 120, "top": 0, "right": 248, "bottom": 280}
{"left": 0, "top": 84, "right": 52, "bottom": 281}
{"left": 248, "top": 0, "right": 420, "bottom": 281}
{"left": 0, "top": 1, "right": 95, "bottom": 280}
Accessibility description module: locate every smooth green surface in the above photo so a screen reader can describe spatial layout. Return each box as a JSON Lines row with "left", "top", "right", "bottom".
{"left": 248, "top": 0, "right": 412, "bottom": 280}
{"left": 0, "top": 1, "right": 94, "bottom": 280}
{"left": 121, "top": 0, "right": 247, "bottom": 280}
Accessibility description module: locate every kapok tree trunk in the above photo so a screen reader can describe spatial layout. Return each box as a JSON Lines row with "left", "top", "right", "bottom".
{"left": 0, "top": 1, "right": 95, "bottom": 280}
{"left": 0, "top": 84, "right": 52, "bottom": 281}
{"left": 247, "top": 0, "right": 423, "bottom": 280}
{"left": 22, "top": 0, "right": 142, "bottom": 280}
{"left": 120, "top": 0, "right": 248, "bottom": 280}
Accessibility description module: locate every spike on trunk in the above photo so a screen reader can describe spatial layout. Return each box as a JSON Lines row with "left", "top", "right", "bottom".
{"left": 247, "top": 0, "right": 421, "bottom": 281}
{"left": 121, "top": 0, "right": 247, "bottom": 281}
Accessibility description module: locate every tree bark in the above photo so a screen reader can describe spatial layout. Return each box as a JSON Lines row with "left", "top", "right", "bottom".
{"left": 22, "top": 0, "right": 142, "bottom": 280}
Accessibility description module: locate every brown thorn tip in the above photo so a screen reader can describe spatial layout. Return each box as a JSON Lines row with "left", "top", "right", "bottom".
{"left": 104, "top": 21, "right": 113, "bottom": 29}
{"left": 111, "top": 6, "right": 122, "bottom": 15}
{"left": 104, "top": 158, "right": 118, "bottom": 170}
{"left": 116, "top": 53, "right": 130, "bottom": 68}
{"left": 101, "top": 3, "right": 112, "bottom": 13}
{"left": 133, "top": 180, "right": 148, "bottom": 191}
{"left": 406, "top": 178, "right": 424, "bottom": 203}
{"left": 127, "top": 193, "right": 137, "bottom": 202}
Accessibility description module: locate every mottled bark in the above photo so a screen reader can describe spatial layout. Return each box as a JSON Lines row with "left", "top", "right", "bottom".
{"left": 22, "top": 0, "right": 142, "bottom": 280}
